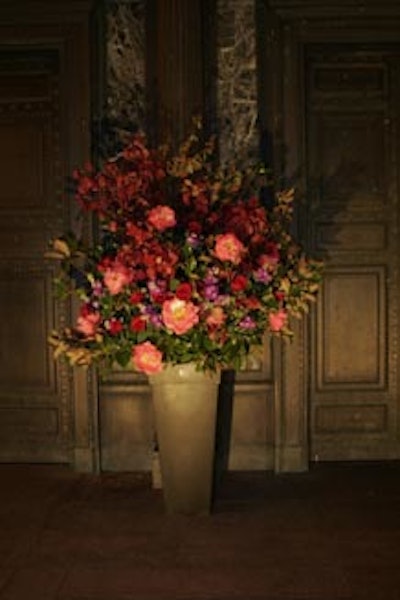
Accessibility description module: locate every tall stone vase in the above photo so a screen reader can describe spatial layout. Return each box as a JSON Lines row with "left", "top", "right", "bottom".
{"left": 149, "top": 363, "right": 221, "bottom": 515}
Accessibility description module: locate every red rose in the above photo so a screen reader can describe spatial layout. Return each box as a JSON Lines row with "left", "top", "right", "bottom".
{"left": 231, "top": 274, "right": 248, "bottom": 292}
{"left": 188, "top": 221, "right": 202, "bottom": 234}
{"left": 130, "top": 291, "right": 144, "bottom": 304}
{"left": 274, "top": 291, "right": 285, "bottom": 302}
{"left": 130, "top": 316, "right": 146, "bottom": 332}
{"left": 244, "top": 296, "right": 261, "bottom": 309}
{"left": 176, "top": 282, "right": 192, "bottom": 301}
{"left": 108, "top": 318, "right": 123, "bottom": 335}
{"left": 97, "top": 257, "right": 112, "bottom": 273}
{"left": 151, "top": 290, "right": 167, "bottom": 304}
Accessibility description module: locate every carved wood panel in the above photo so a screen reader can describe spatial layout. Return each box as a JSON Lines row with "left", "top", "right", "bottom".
{"left": 0, "top": 0, "right": 96, "bottom": 469}
{"left": 306, "top": 45, "right": 400, "bottom": 460}
{"left": 0, "top": 48, "right": 71, "bottom": 463}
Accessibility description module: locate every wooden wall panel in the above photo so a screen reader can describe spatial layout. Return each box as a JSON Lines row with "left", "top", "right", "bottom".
{"left": 315, "top": 222, "right": 386, "bottom": 252}
{"left": 0, "top": 2, "right": 94, "bottom": 467}
{"left": 99, "top": 380, "right": 153, "bottom": 472}
{"left": 318, "top": 269, "right": 385, "bottom": 388}
{"left": 260, "top": 1, "right": 400, "bottom": 466}
{"left": 315, "top": 405, "right": 387, "bottom": 434}
{"left": 310, "top": 115, "right": 386, "bottom": 207}
{"left": 0, "top": 274, "right": 54, "bottom": 389}
{"left": 306, "top": 44, "right": 400, "bottom": 461}
{"left": 229, "top": 384, "right": 274, "bottom": 470}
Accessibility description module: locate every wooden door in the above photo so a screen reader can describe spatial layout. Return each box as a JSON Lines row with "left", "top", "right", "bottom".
{"left": 0, "top": 7, "right": 94, "bottom": 464}
{"left": 306, "top": 44, "right": 400, "bottom": 461}
{"left": 0, "top": 48, "right": 68, "bottom": 462}
{"left": 260, "top": 2, "right": 400, "bottom": 464}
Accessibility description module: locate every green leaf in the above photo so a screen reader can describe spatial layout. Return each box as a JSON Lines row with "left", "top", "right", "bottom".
{"left": 115, "top": 349, "right": 132, "bottom": 368}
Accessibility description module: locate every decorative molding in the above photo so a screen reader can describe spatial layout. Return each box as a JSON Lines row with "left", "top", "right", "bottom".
{"left": 0, "top": 0, "right": 95, "bottom": 23}
{"left": 266, "top": 0, "right": 400, "bottom": 18}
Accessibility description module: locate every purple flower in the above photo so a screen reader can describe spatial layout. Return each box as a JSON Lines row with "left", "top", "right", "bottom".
{"left": 254, "top": 268, "right": 272, "bottom": 284}
{"left": 204, "top": 272, "right": 218, "bottom": 285}
{"left": 186, "top": 232, "right": 201, "bottom": 248}
{"left": 144, "top": 305, "right": 163, "bottom": 328}
{"left": 91, "top": 280, "right": 104, "bottom": 296}
{"left": 149, "top": 313, "right": 163, "bottom": 328}
{"left": 239, "top": 316, "right": 256, "bottom": 330}
{"left": 204, "top": 284, "right": 219, "bottom": 300}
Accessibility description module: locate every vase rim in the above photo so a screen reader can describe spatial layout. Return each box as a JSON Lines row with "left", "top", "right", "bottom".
{"left": 148, "top": 362, "right": 221, "bottom": 385}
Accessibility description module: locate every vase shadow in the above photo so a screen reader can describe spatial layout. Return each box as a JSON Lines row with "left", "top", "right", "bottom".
{"left": 212, "top": 368, "right": 235, "bottom": 506}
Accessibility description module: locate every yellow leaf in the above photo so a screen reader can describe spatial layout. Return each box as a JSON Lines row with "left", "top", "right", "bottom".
{"left": 53, "top": 239, "right": 71, "bottom": 258}
{"left": 44, "top": 250, "right": 65, "bottom": 260}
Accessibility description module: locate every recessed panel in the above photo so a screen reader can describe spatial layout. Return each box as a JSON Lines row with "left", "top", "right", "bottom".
{"left": 315, "top": 404, "right": 387, "bottom": 434}
{"left": 315, "top": 222, "right": 386, "bottom": 252}
{"left": 231, "top": 386, "right": 273, "bottom": 444}
{"left": 313, "top": 65, "right": 385, "bottom": 93}
{"left": 0, "top": 229, "right": 49, "bottom": 256}
{"left": 99, "top": 389, "right": 153, "bottom": 471}
{"left": 0, "top": 74, "right": 51, "bottom": 101}
{"left": 318, "top": 269, "right": 385, "bottom": 388}
{"left": 0, "top": 121, "right": 44, "bottom": 208}
{"left": 0, "top": 273, "right": 53, "bottom": 390}
{"left": 312, "top": 115, "right": 386, "bottom": 206}
{"left": 0, "top": 407, "right": 58, "bottom": 438}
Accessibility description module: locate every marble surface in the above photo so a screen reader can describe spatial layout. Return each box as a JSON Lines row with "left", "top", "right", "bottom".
{"left": 106, "top": 0, "right": 146, "bottom": 132}
{"left": 216, "top": 0, "right": 259, "bottom": 163}
{"left": 105, "top": 0, "right": 259, "bottom": 164}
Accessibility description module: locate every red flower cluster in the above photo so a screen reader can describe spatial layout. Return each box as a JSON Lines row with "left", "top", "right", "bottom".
{"left": 49, "top": 125, "right": 322, "bottom": 374}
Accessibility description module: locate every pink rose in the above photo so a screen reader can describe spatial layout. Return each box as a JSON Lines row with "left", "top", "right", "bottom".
{"left": 147, "top": 205, "right": 176, "bottom": 231}
{"left": 103, "top": 263, "right": 132, "bottom": 295}
{"left": 76, "top": 310, "right": 100, "bottom": 337}
{"left": 214, "top": 233, "right": 244, "bottom": 264}
{"left": 269, "top": 309, "right": 288, "bottom": 332}
{"left": 132, "top": 341, "right": 163, "bottom": 374}
{"left": 162, "top": 297, "right": 199, "bottom": 335}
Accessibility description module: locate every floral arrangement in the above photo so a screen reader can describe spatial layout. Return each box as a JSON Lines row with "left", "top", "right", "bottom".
{"left": 48, "top": 124, "right": 322, "bottom": 375}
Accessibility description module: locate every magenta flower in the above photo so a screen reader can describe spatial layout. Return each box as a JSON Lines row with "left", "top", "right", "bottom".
{"left": 239, "top": 316, "right": 256, "bottom": 330}
{"left": 254, "top": 267, "right": 272, "bottom": 284}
